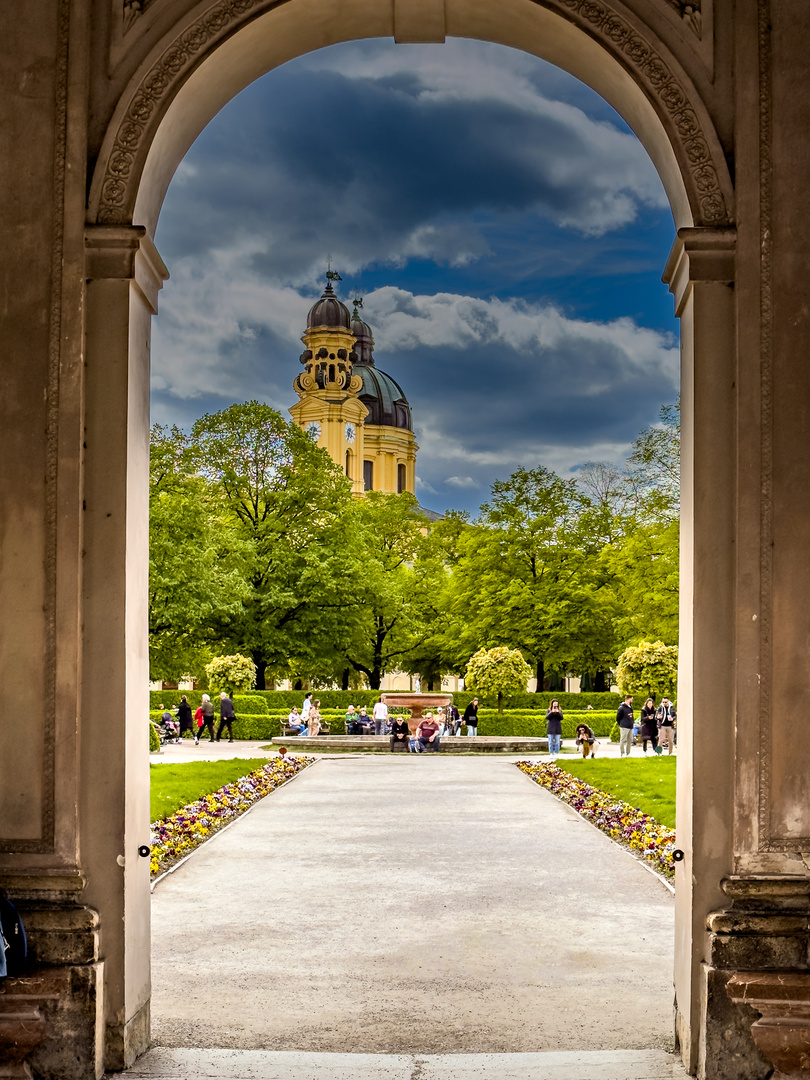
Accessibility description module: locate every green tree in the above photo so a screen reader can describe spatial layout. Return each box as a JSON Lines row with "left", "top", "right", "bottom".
{"left": 205, "top": 653, "right": 257, "bottom": 691}
{"left": 615, "top": 640, "right": 678, "bottom": 700}
{"left": 590, "top": 401, "right": 681, "bottom": 648}
{"left": 444, "top": 466, "right": 618, "bottom": 689}
{"left": 341, "top": 492, "right": 445, "bottom": 689}
{"left": 189, "top": 401, "right": 357, "bottom": 687}
{"left": 464, "top": 646, "right": 532, "bottom": 713}
{"left": 149, "top": 424, "right": 247, "bottom": 680}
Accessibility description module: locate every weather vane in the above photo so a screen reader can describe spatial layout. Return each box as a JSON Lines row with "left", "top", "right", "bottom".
{"left": 326, "top": 254, "right": 342, "bottom": 283}
{"left": 352, "top": 297, "right": 364, "bottom": 315}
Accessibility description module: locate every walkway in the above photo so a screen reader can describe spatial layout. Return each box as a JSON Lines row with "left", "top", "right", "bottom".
{"left": 149, "top": 755, "right": 676, "bottom": 1064}
{"left": 122, "top": 1048, "right": 687, "bottom": 1079}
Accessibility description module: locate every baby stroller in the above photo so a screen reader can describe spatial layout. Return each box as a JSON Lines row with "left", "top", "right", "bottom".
{"left": 158, "top": 716, "right": 181, "bottom": 744}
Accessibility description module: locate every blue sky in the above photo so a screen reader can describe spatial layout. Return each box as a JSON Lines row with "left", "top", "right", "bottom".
{"left": 151, "top": 38, "right": 679, "bottom": 515}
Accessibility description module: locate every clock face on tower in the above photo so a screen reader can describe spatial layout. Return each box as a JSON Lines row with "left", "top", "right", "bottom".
{"left": 345, "top": 423, "right": 356, "bottom": 444}
{"left": 306, "top": 421, "right": 321, "bottom": 440}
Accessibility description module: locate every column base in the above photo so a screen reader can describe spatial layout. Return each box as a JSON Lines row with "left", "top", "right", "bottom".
{"left": 105, "top": 999, "right": 150, "bottom": 1073}
{"left": 700, "top": 876, "right": 810, "bottom": 1080}
{"left": 727, "top": 972, "right": 810, "bottom": 1079}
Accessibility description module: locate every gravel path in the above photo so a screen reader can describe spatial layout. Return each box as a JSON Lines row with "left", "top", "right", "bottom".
{"left": 150, "top": 756, "right": 674, "bottom": 1054}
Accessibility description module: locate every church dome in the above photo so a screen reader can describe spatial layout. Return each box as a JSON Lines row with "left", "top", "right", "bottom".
{"left": 357, "top": 366, "right": 412, "bottom": 430}
{"left": 307, "top": 282, "right": 351, "bottom": 330}
{"left": 350, "top": 309, "right": 375, "bottom": 365}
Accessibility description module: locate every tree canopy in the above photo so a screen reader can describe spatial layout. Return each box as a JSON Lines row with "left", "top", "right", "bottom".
{"left": 149, "top": 399, "right": 681, "bottom": 691}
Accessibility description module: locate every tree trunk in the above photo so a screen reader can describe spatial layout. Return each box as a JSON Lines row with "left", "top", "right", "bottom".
{"left": 498, "top": 690, "right": 503, "bottom": 714}
{"left": 341, "top": 668, "right": 350, "bottom": 691}
{"left": 427, "top": 677, "right": 434, "bottom": 691}
{"left": 594, "top": 670, "right": 608, "bottom": 692}
{"left": 293, "top": 678, "right": 302, "bottom": 691}
{"left": 534, "top": 658, "right": 545, "bottom": 691}
{"left": 370, "top": 668, "right": 381, "bottom": 690}
{"left": 254, "top": 655, "right": 267, "bottom": 691}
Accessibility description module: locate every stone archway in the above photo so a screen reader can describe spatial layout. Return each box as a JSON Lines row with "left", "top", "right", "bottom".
{"left": 3, "top": 3, "right": 809, "bottom": 1079}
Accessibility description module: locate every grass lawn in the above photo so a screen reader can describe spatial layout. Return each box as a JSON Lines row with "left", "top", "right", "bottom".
{"left": 150, "top": 758, "right": 268, "bottom": 822}
{"left": 557, "top": 756, "right": 677, "bottom": 828}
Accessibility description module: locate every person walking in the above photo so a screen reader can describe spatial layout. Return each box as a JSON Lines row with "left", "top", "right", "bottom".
{"left": 195, "top": 694, "right": 215, "bottom": 744}
{"left": 656, "top": 697, "right": 677, "bottom": 754}
{"left": 216, "top": 690, "right": 235, "bottom": 742}
{"left": 307, "top": 699, "right": 322, "bottom": 738}
{"left": 176, "top": 695, "right": 193, "bottom": 740}
{"left": 446, "top": 702, "right": 461, "bottom": 735}
{"left": 640, "top": 698, "right": 659, "bottom": 754}
{"left": 463, "top": 698, "right": 479, "bottom": 736}
{"left": 546, "top": 699, "right": 564, "bottom": 760}
{"left": 301, "top": 693, "right": 313, "bottom": 726}
{"left": 616, "top": 694, "right": 634, "bottom": 757}
{"left": 373, "top": 698, "right": 389, "bottom": 735}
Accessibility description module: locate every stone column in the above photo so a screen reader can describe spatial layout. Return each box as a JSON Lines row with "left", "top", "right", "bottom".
{"left": 82, "top": 226, "right": 168, "bottom": 1070}
{"left": 664, "top": 227, "right": 737, "bottom": 1077}
{"left": 688, "top": 6, "right": 810, "bottom": 1079}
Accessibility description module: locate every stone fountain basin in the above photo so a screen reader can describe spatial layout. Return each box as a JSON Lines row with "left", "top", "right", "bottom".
{"left": 381, "top": 692, "right": 452, "bottom": 720}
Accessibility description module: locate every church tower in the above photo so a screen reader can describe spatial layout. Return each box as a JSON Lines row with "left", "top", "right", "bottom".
{"left": 289, "top": 279, "right": 369, "bottom": 496}
{"left": 290, "top": 278, "right": 418, "bottom": 497}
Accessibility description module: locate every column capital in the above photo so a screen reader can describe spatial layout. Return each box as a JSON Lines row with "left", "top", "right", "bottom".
{"left": 663, "top": 227, "right": 736, "bottom": 316}
{"left": 85, "top": 225, "right": 168, "bottom": 313}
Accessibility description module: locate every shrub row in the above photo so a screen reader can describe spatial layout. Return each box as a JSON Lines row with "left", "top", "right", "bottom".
{"left": 149, "top": 688, "right": 620, "bottom": 712}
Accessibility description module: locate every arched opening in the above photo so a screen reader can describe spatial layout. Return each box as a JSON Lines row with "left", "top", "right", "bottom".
{"left": 79, "top": 3, "right": 738, "bottom": 1075}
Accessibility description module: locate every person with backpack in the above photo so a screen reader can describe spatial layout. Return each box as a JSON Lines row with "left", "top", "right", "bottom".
{"left": 0, "top": 890, "right": 27, "bottom": 979}
{"left": 656, "top": 698, "right": 677, "bottom": 754}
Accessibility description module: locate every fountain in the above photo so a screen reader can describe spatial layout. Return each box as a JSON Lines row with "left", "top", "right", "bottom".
{"left": 381, "top": 691, "right": 452, "bottom": 720}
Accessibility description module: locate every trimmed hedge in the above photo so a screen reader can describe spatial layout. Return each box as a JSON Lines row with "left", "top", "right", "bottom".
{"left": 150, "top": 688, "right": 621, "bottom": 712}
{"left": 149, "top": 722, "right": 160, "bottom": 752}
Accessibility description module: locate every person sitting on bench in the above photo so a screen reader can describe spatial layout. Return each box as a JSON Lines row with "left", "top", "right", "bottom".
{"left": 417, "top": 712, "right": 441, "bottom": 752}
{"left": 287, "top": 707, "right": 306, "bottom": 735}
{"left": 390, "top": 716, "right": 410, "bottom": 752}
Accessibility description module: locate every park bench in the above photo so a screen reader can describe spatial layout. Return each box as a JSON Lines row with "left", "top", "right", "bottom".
{"left": 279, "top": 717, "right": 331, "bottom": 737}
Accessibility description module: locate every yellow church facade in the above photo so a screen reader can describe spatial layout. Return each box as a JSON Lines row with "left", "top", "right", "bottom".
{"left": 289, "top": 280, "right": 418, "bottom": 495}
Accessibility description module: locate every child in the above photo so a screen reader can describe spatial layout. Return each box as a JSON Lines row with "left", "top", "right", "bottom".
{"left": 575, "top": 723, "right": 597, "bottom": 758}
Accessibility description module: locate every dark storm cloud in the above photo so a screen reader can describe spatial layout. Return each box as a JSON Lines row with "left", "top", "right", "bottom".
{"left": 156, "top": 43, "right": 664, "bottom": 282}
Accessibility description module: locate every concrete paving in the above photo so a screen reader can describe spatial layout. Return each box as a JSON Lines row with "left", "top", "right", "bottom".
{"left": 119, "top": 1047, "right": 688, "bottom": 1079}
{"left": 150, "top": 756, "right": 675, "bottom": 1058}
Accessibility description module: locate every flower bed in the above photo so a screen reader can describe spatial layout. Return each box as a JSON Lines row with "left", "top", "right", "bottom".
{"left": 149, "top": 755, "right": 313, "bottom": 877}
{"left": 516, "top": 761, "right": 676, "bottom": 877}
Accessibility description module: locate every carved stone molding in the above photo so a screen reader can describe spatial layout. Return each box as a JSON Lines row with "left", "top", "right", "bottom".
{"left": 91, "top": 0, "right": 732, "bottom": 228}
{"left": 663, "top": 0, "right": 702, "bottom": 39}
{"left": 533, "top": 0, "right": 729, "bottom": 224}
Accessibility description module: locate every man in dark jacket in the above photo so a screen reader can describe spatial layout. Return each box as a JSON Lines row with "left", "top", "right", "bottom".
{"left": 389, "top": 717, "right": 410, "bottom": 752}
{"left": 616, "top": 695, "right": 634, "bottom": 758}
{"left": 216, "top": 691, "right": 236, "bottom": 742}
